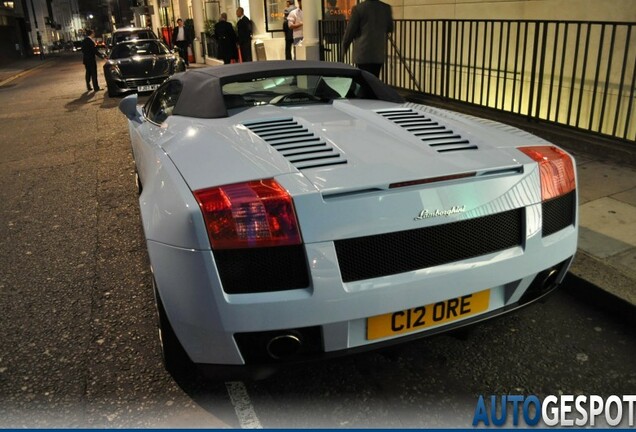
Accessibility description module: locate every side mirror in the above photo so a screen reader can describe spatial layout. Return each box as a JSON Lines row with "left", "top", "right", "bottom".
{"left": 119, "top": 94, "right": 142, "bottom": 123}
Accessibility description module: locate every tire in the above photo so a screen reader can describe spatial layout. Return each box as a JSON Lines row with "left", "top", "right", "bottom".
{"left": 152, "top": 276, "right": 194, "bottom": 377}
{"left": 107, "top": 84, "right": 117, "bottom": 98}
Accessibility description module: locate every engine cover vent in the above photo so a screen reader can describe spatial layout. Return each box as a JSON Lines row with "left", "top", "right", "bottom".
{"left": 243, "top": 118, "right": 347, "bottom": 170}
{"left": 376, "top": 108, "right": 478, "bottom": 153}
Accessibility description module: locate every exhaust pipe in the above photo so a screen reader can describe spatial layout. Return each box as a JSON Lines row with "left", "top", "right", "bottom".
{"left": 266, "top": 334, "right": 302, "bottom": 360}
{"left": 519, "top": 262, "right": 568, "bottom": 305}
{"left": 541, "top": 268, "right": 560, "bottom": 292}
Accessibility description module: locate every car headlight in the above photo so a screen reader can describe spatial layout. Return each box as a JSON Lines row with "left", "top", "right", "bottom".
{"left": 172, "top": 59, "right": 185, "bottom": 73}
{"left": 106, "top": 63, "right": 122, "bottom": 79}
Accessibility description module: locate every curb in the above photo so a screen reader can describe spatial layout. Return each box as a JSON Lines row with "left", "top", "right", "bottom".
{"left": 562, "top": 272, "right": 636, "bottom": 326}
{"left": 568, "top": 251, "right": 636, "bottom": 307}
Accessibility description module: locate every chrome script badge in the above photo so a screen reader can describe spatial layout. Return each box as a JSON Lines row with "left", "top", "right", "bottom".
{"left": 414, "top": 205, "right": 466, "bottom": 220}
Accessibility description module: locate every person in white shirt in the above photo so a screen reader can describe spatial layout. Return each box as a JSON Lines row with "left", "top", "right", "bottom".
{"left": 172, "top": 18, "right": 191, "bottom": 67}
{"left": 287, "top": 0, "right": 303, "bottom": 47}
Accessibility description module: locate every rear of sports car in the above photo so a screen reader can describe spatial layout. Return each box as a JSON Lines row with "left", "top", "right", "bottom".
{"left": 142, "top": 100, "right": 577, "bottom": 379}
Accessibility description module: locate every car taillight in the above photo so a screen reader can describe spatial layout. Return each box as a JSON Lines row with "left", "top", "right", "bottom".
{"left": 518, "top": 146, "right": 576, "bottom": 201}
{"left": 194, "top": 179, "right": 302, "bottom": 249}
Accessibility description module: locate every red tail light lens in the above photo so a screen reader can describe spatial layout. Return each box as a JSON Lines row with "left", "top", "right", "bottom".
{"left": 518, "top": 146, "right": 576, "bottom": 201}
{"left": 194, "top": 179, "right": 302, "bottom": 249}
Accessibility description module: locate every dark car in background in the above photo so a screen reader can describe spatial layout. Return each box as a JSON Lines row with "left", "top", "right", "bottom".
{"left": 95, "top": 39, "right": 107, "bottom": 56}
{"left": 103, "top": 39, "right": 186, "bottom": 97}
{"left": 71, "top": 41, "right": 83, "bottom": 52}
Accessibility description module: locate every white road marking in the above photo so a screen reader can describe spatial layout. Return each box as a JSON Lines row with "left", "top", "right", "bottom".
{"left": 225, "top": 381, "right": 263, "bottom": 429}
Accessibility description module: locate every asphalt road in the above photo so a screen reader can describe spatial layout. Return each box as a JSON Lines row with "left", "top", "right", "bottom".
{"left": 0, "top": 54, "right": 634, "bottom": 428}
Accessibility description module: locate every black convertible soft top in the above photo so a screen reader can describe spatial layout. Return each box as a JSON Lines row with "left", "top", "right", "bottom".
{"left": 170, "top": 60, "right": 404, "bottom": 119}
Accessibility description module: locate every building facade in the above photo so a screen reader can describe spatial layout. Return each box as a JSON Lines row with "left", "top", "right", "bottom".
{"left": 2, "top": 0, "right": 633, "bottom": 64}
{"left": 136, "top": 0, "right": 635, "bottom": 63}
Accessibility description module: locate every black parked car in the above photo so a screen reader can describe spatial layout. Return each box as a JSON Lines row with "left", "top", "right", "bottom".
{"left": 103, "top": 39, "right": 186, "bottom": 97}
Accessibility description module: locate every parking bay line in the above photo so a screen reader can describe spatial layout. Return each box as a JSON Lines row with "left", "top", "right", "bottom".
{"left": 225, "top": 381, "right": 263, "bottom": 428}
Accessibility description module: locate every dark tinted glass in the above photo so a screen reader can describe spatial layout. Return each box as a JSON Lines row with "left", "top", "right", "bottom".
{"left": 113, "top": 29, "right": 158, "bottom": 44}
{"left": 110, "top": 41, "right": 170, "bottom": 59}
{"left": 145, "top": 81, "right": 183, "bottom": 124}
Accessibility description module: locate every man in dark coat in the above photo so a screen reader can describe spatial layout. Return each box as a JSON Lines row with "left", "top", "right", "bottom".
{"left": 213, "top": 13, "right": 238, "bottom": 64}
{"left": 236, "top": 7, "right": 252, "bottom": 62}
{"left": 172, "top": 18, "right": 192, "bottom": 67}
{"left": 81, "top": 29, "right": 103, "bottom": 91}
{"left": 342, "top": 0, "right": 393, "bottom": 78}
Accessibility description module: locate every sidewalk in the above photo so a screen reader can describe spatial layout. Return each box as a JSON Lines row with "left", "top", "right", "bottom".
{"left": 1, "top": 58, "right": 634, "bottom": 309}
{"left": 567, "top": 150, "right": 636, "bottom": 307}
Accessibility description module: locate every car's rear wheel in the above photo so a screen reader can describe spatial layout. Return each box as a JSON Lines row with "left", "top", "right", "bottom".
{"left": 152, "top": 275, "right": 194, "bottom": 377}
{"left": 107, "top": 84, "right": 117, "bottom": 98}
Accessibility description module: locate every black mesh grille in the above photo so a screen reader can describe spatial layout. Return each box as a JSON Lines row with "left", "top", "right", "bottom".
{"left": 542, "top": 190, "right": 576, "bottom": 237}
{"left": 214, "top": 245, "right": 309, "bottom": 294}
{"left": 335, "top": 208, "right": 524, "bottom": 283}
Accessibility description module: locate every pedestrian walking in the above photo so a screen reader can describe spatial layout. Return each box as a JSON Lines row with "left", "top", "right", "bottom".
{"left": 172, "top": 18, "right": 192, "bottom": 67}
{"left": 342, "top": 0, "right": 393, "bottom": 78}
{"left": 214, "top": 13, "right": 238, "bottom": 64}
{"left": 283, "top": 0, "right": 296, "bottom": 60}
{"left": 236, "top": 7, "right": 253, "bottom": 62}
{"left": 81, "top": 29, "right": 103, "bottom": 91}
{"left": 287, "top": 0, "right": 303, "bottom": 50}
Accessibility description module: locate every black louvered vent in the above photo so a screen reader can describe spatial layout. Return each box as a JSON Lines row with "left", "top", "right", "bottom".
{"left": 377, "top": 108, "right": 478, "bottom": 153}
{"left": 335, "top": 208, "right": 523, "bottom": 282}
{"left": 243, "top": 118, "right": 347, "bottom": 170}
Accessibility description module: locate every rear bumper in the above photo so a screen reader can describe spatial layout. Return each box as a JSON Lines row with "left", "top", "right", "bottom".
{"left": 194, "top": 257, "right": 571, "bottom": 381}
{"left": 148, "top": 217, "right": 578, "bottom": 369}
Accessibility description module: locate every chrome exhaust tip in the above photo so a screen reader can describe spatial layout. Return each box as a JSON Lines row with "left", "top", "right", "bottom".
{"left": 266, "top": 334, "right": 302, "bottom": 360}
{"left": 541, "top": 268, "right": 560, "bottom": 291}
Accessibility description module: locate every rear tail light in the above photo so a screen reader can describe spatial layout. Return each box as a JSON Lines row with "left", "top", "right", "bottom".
{"left": 518, "top": 146, "right": 576, "bottom": 201}
{"left": 194, "top": 179, "right": 302, "bottom": 249}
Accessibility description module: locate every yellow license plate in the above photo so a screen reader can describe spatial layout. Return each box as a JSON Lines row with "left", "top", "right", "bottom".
{"left": 367, "top": 289, "right": 491, "bottom": 340}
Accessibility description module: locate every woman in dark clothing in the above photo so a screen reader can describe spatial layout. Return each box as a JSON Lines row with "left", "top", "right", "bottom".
{"left": 213, "top": 13, "right": 238, "bottom": 64}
